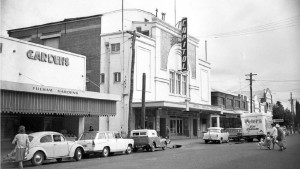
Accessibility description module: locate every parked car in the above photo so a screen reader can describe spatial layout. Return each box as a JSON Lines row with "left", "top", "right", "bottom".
{"left": 76, "top": 131, "right": 134, "bottom": 157}
{"left": 130, "top": 129, "right": 168, "bottom": 152}
{"left": 224, "top": 128, "right": 242, "bottom": 141}
{"left": 203, "top": 127, "right": 229, "bottom": 144}
{"left": 25, "top": 131, "right": 84, "bottom": 166}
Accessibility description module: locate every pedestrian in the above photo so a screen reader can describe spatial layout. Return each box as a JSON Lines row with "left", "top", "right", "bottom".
{"left": 270, "top": 123, "right": 278, "bottom": 149}
{"left": 276, "top": 124, "right": 286, "bottom": 151}
{"left": 89, "top": 126, "right": 94, "bottom": 131}
{"left": 12, "top": 125, "right": 30, "bottom": 169}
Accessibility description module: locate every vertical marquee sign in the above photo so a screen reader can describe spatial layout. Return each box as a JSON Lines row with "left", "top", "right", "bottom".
{"left": 181, "top": 17, "right": 188, "bottom": 71}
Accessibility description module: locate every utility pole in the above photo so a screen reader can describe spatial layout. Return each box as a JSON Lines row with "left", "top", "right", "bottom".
{"left": 127, "top": 30, "right": 140, "bottom": 137}
{"left": 246, "top": 73, "right": 257, "bottom": 113}
{"left": 289, "top": 92, "right": 295, "bottom": 114}
{"left": 141, "top": 73, "right": 146, "bottom": 129}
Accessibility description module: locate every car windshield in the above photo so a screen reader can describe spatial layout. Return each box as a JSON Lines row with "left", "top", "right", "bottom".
{"left": 80, "top": 132, "right": 97, "bottom": 140}
{"left": 209, "top": 129, "right": 220, "bottom": 133}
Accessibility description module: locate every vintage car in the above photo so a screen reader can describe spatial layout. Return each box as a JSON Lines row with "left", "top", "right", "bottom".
{"left": 203, "top": 127, "right": 229, "bottom": 144}
{"left": 224, "top": 128, "right": 242, "bottom": 141}
{"left": 130, "top": 129, "right": 168, "bottom": 152}
{"left": 76, "top": 131, "right": 134, "bottom": 157}
{"left": 25, "top": 131, "right": 84, "bottom": 166}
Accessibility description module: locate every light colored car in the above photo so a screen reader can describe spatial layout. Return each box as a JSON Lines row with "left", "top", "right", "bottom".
{"left": 77, "top": 131, "right": 134, "bottom": 157}
{"left": 203, "top": 127, "right": 229, "bottom": 144}
{"left": 26, "top": 131, "right": 84, "bottom": 166}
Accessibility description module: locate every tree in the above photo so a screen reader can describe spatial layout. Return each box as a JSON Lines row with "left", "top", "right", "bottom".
{"left": 272, "top": 101, "right": 293, "bottom": 127}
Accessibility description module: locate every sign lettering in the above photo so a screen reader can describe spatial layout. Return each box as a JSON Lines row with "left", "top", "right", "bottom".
{"left": 27, "top": 50, "right": 70, "bottom": 66}
{"left": 181, "top": 17, "right": 188, "bottom": 71}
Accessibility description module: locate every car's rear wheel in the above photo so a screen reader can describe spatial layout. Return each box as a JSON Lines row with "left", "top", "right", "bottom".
{"left": 74, "top": 148, "right": 83, "bottom": 161}
{"left": 102, "top": 147, "right": 110, "bottom": 157}
{"left": 126, "top": 144, "right": 132, "bottom": 154}
{"left": 31, "top": 151, "right": 44, "bottom": 166}
{"left": 56, "top": 158, "right": 62, "bottom": 163}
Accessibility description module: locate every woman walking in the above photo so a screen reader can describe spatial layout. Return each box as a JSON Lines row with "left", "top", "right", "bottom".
{"left": 12, "top": 125, "right": 30, "bottom": 169}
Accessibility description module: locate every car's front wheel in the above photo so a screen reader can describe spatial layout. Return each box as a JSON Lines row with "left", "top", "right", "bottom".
{"left": 126, "top": 144, "right": 132, "bottom": 154}
{"left": 74, "top": 148, "right": 83, "bottom": 161}
{"left": 31, "top": 151, "right": 44, "bottom": 166}
{"left": 219, "top": 138, "right": 223, "bottom": 144}
{"left": 102, "top": 147, "right": 110, "bottom": 157}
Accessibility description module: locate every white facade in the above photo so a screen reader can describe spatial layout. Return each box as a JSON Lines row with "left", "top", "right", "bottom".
{"left": 99, "top": 9, "right": 211, "bottom": 137}
{"left": 0, "top": 36, "right": 86, "bottom": 91}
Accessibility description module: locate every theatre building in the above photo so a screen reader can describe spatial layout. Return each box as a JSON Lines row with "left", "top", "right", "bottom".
{"left": 0, "top": 36, "right": 120, "bottom": 146}
{"left": 7, "top": 9, "right": 221, "bottom": 138}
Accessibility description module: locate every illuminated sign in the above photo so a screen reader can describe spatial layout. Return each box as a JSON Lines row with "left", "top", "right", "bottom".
{"left": 181, "top": 17, "right": 187, "bottom": 71}
{"left": 27, "top": 50, "right": 70, "bottom": 66}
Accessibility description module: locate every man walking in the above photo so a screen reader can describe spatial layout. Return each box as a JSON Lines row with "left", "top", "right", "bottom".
{"left": 270, "top": 123, "right": 278, "bottom": 149}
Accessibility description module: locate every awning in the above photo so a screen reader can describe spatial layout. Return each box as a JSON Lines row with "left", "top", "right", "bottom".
{"left": 1, "top": 90, "right": 116, "bottom": 116}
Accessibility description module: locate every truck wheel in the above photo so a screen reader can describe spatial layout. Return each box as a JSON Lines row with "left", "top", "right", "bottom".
{"left": 248, "top": 138, "right": 253, "bottom": 142}
{"left": 102, "top": 147, "right": 110, "bottom": 157}
{"left": 150, "top": 143, "right": 155, "bottom": 152}
{"left": 205, "top": 140, "right": 209, "bottom": 144}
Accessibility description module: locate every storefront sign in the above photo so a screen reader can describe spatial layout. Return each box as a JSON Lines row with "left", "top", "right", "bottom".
{"left": 32, "top": 86, "right": 79, "bottom": 95}
{"left": 225, "top": 114, "right": 238, "bottom": 118}
{"left": 181, "top": 17, "right": 188, "bottom": 71}
{"left": 27, "top": 50, "right": 70, "bottom": 66}
{"left": 273, "top": 119, "right": 284, "bottom": 122}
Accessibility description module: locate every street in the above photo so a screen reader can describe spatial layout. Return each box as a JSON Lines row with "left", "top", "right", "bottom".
{"left": 2, "top": 134, "right": 300, "bottom": 169}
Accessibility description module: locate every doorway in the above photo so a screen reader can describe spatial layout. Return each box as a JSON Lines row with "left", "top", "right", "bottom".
{"left": 170, "top": 118, "right": 183, "bottom": 136}
{"left": 193, "top": 119, "right": 197, "bottom": 136}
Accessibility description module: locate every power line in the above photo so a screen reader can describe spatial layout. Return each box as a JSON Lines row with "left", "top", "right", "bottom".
{"left": 201, "top": 15, "right": 300, "bottom": 38}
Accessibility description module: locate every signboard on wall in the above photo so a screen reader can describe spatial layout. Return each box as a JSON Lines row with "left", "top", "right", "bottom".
{"left": 181, "top": 17, "right": 188, "bottom": 71}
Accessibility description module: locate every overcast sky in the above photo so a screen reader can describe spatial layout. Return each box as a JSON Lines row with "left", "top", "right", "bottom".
{"left": 1, "top": 0, "right": 300, "bottom": 109}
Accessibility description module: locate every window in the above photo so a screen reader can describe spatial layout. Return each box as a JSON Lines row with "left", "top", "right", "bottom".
{"left": 114, "top": 133, "right": 121, "bottom": 139}
{"left": 136, "top": 27, "right": 142, "bottom": 33}
{"left": 111, "top": 43, "right": 120, "bottom": 53}
{"left": 170, "top": 71, "right": 188, "bottom": 96}
{"left": 169, "top": 72, "right": 175, "bottom": 94}
{"left": 53, "top": 135, "right": 62, "bottom": 142}
{"left": 235, "top": 100, "right": 240, "bottom": 108}
{"left": 43, "top": 38, "right": 59, "bottom": 49}
{"left": 114, "top": 72, "right": 121, "bottom": 82}
{"left": 100, "top": 73, "right": 105, "bottom": 83}
{"left": 40, "top": 135, "right": 52, "bottom": 143}
{"left": 97, "top": 133, "right": 106, "bottom": 140}
{"left": 182, "top": 75, "right": 187, "bottom": 95}
{"left": 107, "top": 132, "right": 114, "bottom": 139}
{"left": 176, "top": 73, "right": 181, "bottom": 94}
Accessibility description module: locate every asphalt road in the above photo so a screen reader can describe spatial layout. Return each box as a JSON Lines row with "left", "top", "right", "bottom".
{"left": 2, "top": 134, "right": 300, "bottom": 169}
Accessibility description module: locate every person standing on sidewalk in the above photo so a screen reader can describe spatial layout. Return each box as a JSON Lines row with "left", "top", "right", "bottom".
{"left": 270, "top": 123, "right": 278, "bottom": 149}
{"left": 12, "top": 125, "right": 30, "bottom": 169}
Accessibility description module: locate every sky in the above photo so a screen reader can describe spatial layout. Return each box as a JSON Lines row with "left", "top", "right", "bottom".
{"left": 1, "top": 0, "right": 300, "bottom": 110}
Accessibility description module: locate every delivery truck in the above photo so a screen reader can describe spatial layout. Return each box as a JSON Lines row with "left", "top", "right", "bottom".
{"left": 240, "top": 113, "right": 273, "bottom": 142}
